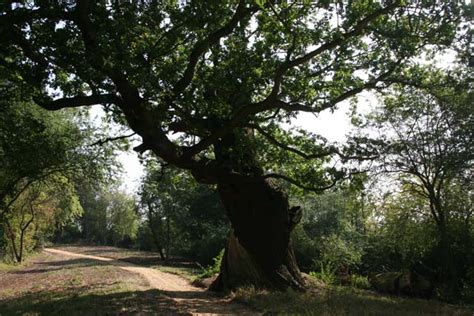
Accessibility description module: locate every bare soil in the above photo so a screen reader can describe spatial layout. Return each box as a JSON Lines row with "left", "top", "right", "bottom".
{"left": 0, "top": 246, "right": 257, "bottom": 315}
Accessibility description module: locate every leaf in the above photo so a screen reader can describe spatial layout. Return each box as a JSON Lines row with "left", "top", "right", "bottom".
{"left": 255, "top": 0, "right": 266, "bottom": 9}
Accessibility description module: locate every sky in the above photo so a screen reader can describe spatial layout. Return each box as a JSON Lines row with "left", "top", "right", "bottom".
{"left": 89, "top": 106, "right": 144, "bottom": 193}
{"left": 102, "top": 97, "right": 367, "bottom": 194}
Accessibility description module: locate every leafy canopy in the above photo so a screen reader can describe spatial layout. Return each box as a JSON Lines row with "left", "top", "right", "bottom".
{"left": 0, "top": 0, "right": 466, "bottom": 190}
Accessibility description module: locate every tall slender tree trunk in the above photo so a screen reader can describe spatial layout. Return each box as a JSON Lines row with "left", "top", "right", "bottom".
{"left": 438, "top": 223, "right": 459, "bottom": 297}
{"left": 431, "top": 194, "right": 459, "bottom": 298}
{"left": 5, "top": 220, "right": 21, "bottom": 263}
{"left": 147, "top": 206, "right": 166, "bottom": 260}
{"left": 210, "top": 176, "right": 305, "bottom": 291}
{"left": 166, "top": 216, "right": 171, "bottom": 259}
{"left": 150, "top": 225, "right": 166, "bottom": 260}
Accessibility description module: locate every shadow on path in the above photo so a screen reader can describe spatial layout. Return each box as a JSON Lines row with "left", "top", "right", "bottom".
{"left": 11, "top": 258, "right": 104, "bottom": 275}
{"left": 39, "top": 248, "right": 257, "bottom": 315}
{"left": 0, "top": 289, "right": 188, "bottom": 315}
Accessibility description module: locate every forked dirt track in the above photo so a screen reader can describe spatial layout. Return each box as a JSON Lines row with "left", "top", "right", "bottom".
{"left": 44, "top": 248, "right": 256, "bottom": 315}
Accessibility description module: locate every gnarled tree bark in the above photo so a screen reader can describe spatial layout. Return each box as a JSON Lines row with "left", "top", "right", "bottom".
{"left": 211, "top": 177, "right": 305, "bottom": 291}
{"left": 209, "top": 131, "right": 306, "bottom": 291}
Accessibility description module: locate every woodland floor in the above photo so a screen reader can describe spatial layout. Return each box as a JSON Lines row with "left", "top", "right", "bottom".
{"left": 0, "top": 245, "right": 472, "bottom": 315}
{"left": 0, "top": 246, "right": 253, "bottom": 315}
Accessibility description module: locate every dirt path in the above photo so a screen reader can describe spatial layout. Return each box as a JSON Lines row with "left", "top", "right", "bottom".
{"left": 44, "top": 248, "right": 256, "bottom": 315}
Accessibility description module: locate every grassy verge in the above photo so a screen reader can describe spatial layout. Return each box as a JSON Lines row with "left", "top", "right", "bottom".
{"left": 233, "top": 283, "right": 474, "bottom": 316}
{"left": 0, "top": 262, "right": 19, "bottom": 272}
{"left": 0, "top": 251, "right": 41, "bottom": 272}
{"left": 154, "top": 265, "right": 203, "bottom": 281}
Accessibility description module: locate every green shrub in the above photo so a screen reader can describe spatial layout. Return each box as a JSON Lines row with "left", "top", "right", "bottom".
{"left": 351, "top": 274, "right": 370, "bottom": 289}
{"left": 198, "top": 248, "right": 224, "bottom": 278}
{"left": 309, "top": 262, "right": 337, "bottom": 285}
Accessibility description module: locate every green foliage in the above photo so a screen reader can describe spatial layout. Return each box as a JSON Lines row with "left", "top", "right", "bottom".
{"left": 198, "top": 248, "right": 225, "bottom": 279}
{"left": 77, "top": 184, "right": 109, "bottom": 244}
{"left": 0, "top": 69, "right": 118, "bottom": 261}
{"left": 315, "top": 233, "right": 364, "bottom": 273}
{"left": 107, "top": 191, "right": 139, "bottom": 246}
{"left": 138, "top": 159, "right": 228, "bottom": 264}
{"left": 74, "top": 184, "right": 139, "bottom": 247}
{"left": 351, "top": 274, "right": 370, "bottom": 290}
{"left": 135, "top": 224, "right": 155, "bottom": 252}
{"left": 292, "top": 180, "right": 367, "bottom": 272}
{"left": 2, "top": 176, "right": 83, "bottom": 262}
{"left": 361, "top": 184, "right": 474, "bottom": 301}
{"left": 0, "top": 97, "right": 113, "bottom": 211}
{"left": 291, "top": 225, "right": 318, "bottom": 271}
{"left": 352, "top": 72, "right": 473, "bottom": 299}
{"left": 309, "top": 262, "right": 337, "bottom": 285}
{"left": 0, "top": 92, "right": 114, "bottom": 261}
{"left": 0, "top": 101, "right": 77, "bottom": 203}
{"left": 361, "top": 190, "right": 438, "bottom": 273}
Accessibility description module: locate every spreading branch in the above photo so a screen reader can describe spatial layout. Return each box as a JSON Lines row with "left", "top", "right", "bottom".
{"left": 262, "top": 173, "right": 338, "bottom": 193}
{"left": 249, "top": 124, "right": 332, "bottom": 160}
{"left": 266, "top": 0, "right": 401, "bottom": 100}
{"left": 35, "top": 94, "right": 120, "bottom": 111}
{"left": 90, "top": 133, "right": 136, "bottom": 147}
{"left": 171, "top": 1, "right": 256, "bottom": 99}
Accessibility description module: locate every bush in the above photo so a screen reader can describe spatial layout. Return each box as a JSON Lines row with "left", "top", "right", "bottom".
{"left": 315, "top": 233, "right": 363, "bottom": 273}
{"left": 351, "top": 274, "right": 370, "bottom": 289}
{"left": 198, "top": 248, "right": 225, "bottom": 279}
{"left": 292, "top": 225, "right": 319, "bottom": 271}
{"left": 135, "top": 223, "right": 155, "bottom": 251}
{"left": 309, "top": 262, "right": 338, "bottom": 285}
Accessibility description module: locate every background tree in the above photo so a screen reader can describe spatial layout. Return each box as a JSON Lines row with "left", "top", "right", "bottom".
{"left": 3, "top": 176, "right": 82, "bottom": 263}
{"left": 75, "top": 183, "right": 110, "bottom": 245}
{"left": 353, "top": 73, "right": 473, "bottom": 297}
{"left": 0, "top": 69, "right": 117, "bottom": 261}
{"left": 72, "top": 183, "right": 139, "bottom": 247}
{"left": 0, "top": 100, "right": 83, "bottom": 216}
{"left": 0, "top": 97, "right": 113, "bottom": 262}
{"left": 361, "top": 187, "right": 438, "bottom": 275}
{"left": 1, "top": 0, "right": 466, "bottom": 290}
{"left": 139, "top": 159, "right": 229, "bottom": 264}
{"left": 107, "top": 190, "right": 139, "bottom": 247}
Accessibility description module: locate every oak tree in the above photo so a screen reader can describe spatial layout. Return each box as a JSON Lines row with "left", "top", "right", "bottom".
{"left": 0, "top": 0, "right": 465, "bottom": 290}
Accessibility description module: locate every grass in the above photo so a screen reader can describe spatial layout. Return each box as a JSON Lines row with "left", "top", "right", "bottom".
{"left": 0, "top": 251, "right": 41, "bottom": 272}
{"left": 0, "top": 262, "right": 19, "bottom": 272}
{"left": 0, "top": 250, "right": 183, "bottom": 315}
{"left": 4, "top": 245, "right": 472, "bottom": 315}
{"left": 233, "top": 282, "right": 474, "bottom": 316}
{"left": 154, "top": 265, "right": 202, "bottom": 281}
{"left": 0, "top": 283, "right": 174, "bottom": 315}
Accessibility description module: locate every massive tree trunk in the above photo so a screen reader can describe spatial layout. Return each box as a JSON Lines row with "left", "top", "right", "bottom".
{"left": 210, "top": 176, "right": 306, "bottom": 291}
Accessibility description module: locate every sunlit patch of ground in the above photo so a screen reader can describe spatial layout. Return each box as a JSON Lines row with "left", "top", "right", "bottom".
{"left": 55, "top": 245, "right": 201, "bottom": 280}
{"left": 1, "top": 246, "right": 472, "bottom": 316}
{"left": 0, "top": 247, "right": 254, "bottom": 315}
{"left": 0, "top": 251, "right": 185, "bottom": 315}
